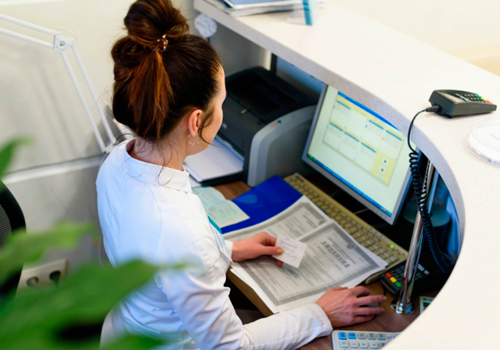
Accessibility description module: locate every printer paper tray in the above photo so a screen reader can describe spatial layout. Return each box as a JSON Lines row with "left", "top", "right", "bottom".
{"left": 184, "top": 136, "right": 244, "bottom": 185}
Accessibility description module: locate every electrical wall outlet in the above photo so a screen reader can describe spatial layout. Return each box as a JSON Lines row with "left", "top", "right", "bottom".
{"left": 18, "top": 259, "right": 69, "bottom": 290}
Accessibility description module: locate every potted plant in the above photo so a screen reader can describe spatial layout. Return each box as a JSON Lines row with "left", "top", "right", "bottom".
{"left": 0, "top": 139, "right": 182, "bottom": 349}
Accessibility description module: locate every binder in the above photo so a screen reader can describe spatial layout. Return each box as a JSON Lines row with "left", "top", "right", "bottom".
{"left": 221, "top": 175, "right": 302, "bottom": 233}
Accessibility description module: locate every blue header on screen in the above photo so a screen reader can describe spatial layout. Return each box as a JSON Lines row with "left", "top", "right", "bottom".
{"left": 337, "top": 91, "right": 397, "bottom": 130}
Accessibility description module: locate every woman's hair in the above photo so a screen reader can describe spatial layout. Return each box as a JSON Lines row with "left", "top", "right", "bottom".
{"left": 111, "top": 0, "right": 221, "bottom": 142}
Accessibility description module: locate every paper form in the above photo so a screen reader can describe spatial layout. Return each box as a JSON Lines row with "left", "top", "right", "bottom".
{"left": 225, "top": 197, "right": 386, "bottom": 313}
{"left": 224, "top": 196, "right": 330, "bottom": 241}
{"left": 192, "top": 186, "right": 249, "bottom": 228}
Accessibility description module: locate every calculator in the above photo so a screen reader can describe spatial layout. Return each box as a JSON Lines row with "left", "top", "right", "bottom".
{"left": 332, "top": 330, "right": 400, "bottom": 349}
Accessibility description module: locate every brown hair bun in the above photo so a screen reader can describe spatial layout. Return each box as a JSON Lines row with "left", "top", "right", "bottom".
{"left": 125, "top": 0, "right": 188, "bottom": 51}
{"left": 111, "top": 0, "right": 221, "bottom": 143}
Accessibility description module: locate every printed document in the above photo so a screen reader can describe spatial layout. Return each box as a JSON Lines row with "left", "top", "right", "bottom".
{"left": 192, "top": 186, "right": 249, "bottom": 228}
{"left": 224, "top": 197, "right": 387, "bottom": 313}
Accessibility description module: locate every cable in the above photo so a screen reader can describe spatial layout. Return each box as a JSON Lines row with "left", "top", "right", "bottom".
{"left": 407, "top": 106, "right": 440, "bottom": 153}
{"left": 407, "top": 106, "right": 453, "bottom": 274}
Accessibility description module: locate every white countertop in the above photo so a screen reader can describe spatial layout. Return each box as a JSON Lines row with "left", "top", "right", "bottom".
{"left": 194, "top": 1, "right": 500, "bottom": 348}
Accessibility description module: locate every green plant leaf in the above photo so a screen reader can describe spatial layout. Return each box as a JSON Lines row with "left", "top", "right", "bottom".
{"left": 0, "top": 138, "right": 31, "bottom": 181}
{"left": 0, "top": 221, "right": 98, "bottom": 281}
{"left": 0, "top": 260, "right": 173, "bottom": 349}
{"left": 0, "top": 138, "right": 186, "bottom": 349}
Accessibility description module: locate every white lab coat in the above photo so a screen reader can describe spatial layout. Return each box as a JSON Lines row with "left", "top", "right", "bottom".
{"left": 96, "top": 140, "right": 332, "bottom": 349}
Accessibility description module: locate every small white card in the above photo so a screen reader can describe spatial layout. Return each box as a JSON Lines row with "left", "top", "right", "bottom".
{"left": 273, "top": 234, "right": 308, "bottom": 268}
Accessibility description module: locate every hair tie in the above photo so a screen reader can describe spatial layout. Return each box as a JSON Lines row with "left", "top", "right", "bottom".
{"left": 153, "top": 34, "right": 168, "bottom": 52}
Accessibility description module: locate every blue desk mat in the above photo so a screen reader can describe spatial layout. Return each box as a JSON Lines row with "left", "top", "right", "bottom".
{"left": 221, "top": 175, "right": 302, "bottom": 233}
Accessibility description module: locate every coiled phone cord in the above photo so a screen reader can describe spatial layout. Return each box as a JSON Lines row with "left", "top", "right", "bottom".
{"left": 407, "top": 106, "right": 453, "bottom": 274}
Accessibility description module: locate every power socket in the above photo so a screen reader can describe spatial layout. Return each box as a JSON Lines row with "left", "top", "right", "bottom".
{"left": 18, "top": 259, "right": 69, "bottom": 290}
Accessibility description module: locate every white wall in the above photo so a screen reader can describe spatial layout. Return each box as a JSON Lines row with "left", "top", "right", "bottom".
{"left": 332, "top": 0, "right": 500, "bottom": 76}
{"left": 0, "top": 0, "right": 135, "bottom": 270}
{"left": 209, "top": 25, "right": 270, "bottom": 76}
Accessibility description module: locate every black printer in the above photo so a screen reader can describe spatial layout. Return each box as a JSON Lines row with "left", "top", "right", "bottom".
{"left": 218, "top": 67, "right": 317, "bottom": 186}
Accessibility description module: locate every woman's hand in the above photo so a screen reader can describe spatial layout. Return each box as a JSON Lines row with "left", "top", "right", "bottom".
{"left": 232, "top": 232, "right": 284, "bottom": 266}
{"left": 315, "top": 286, "right": 386, "bottom": 327}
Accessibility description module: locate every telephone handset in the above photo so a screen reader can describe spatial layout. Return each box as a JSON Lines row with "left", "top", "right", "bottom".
{"left": 429, "top": 89, "right": 497, "bottom": 117}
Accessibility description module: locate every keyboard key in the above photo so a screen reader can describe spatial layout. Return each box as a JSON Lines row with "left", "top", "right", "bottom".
{"left": 348, "top": 332, "right": 357, "bottom": 339}
{"left": 338, "top": 332, "right": 347, "bottom": 340}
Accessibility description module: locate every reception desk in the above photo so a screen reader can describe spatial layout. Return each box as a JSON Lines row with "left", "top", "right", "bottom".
{"left": 195, "top": 1, "right": 500, "bottom": 349}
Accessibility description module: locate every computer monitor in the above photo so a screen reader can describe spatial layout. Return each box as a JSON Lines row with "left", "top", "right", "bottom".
{"left": 302, "top": 85, "right": 412, "bottom": 225}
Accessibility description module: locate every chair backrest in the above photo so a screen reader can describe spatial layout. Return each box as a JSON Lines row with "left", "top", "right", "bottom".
{"left": 0, "top": 181, "right": 26, "bottom": 301}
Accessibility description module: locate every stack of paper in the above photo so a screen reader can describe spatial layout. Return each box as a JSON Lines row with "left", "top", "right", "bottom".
{"left": 204, "top": 0, "right": 300, "bottom": 17}
{"left": 223, "top": 0, "right": 300, "bottom": 9}
{"left": 184, "top": 136, "right": 243, "bottom": 184}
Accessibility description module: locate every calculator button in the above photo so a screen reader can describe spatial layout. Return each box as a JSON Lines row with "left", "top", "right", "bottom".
{"left": 359, "top": 341, "right": 369, "bottom": 349}
{"left": 367, "top": 333, "right": 377, "bottom": 340}
{"left": 348, "top": 332, "right": 357, "bottom": 339}
{"left": 349, "top": 340, "right": 359, "bottom": 348}
{"left": 339, "top": 340, "right": 349, "bottom": 348}
{"left": 338, "top": 332, "right": 347, "bottom": 340}
{"left": 377, "top": 342, "right": 387, "bottom": 349}
{"left": 357, "top": 333, "right": 367, "bottom": 340}
{"left": 369, "top": 342, "right": 378, "bottom": 349}
{"left": 377, "top": 333, "right": 387, "bottom": 341}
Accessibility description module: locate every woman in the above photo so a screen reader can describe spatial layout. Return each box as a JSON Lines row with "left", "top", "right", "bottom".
{"left": 96, "top": 0, "right": 386, "bottom": 349}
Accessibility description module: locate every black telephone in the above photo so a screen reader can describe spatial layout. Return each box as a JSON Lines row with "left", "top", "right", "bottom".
{"left": 391, "top": 89, "right": 495, "bottom": 295}
{"left": 429, "top": 89, "right": 497, "bottom": 117}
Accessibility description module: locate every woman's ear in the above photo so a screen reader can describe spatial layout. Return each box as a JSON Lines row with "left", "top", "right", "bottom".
{"left": 186, "top": 108, "right": 203, "bottom": 136}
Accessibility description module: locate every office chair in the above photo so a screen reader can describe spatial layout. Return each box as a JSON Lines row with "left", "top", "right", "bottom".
{"left": 0, "top": 181, "right": 26, "bottom": 302}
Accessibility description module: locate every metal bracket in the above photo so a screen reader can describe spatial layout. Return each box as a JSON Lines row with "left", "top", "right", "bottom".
{"left": 53, "top": 33, "right": 74, "bottom": 52}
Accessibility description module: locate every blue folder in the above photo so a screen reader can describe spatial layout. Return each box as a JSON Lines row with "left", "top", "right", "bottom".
{"left": 221, "top": 175, "right": 303, "bottom": 233}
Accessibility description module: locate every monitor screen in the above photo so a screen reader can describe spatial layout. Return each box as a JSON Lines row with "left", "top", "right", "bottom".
{"left": 302, "top": 85, "right": 412, "bottom": 225}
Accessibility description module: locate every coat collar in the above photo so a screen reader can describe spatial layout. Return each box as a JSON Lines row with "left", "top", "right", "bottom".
{"left": 117, "top": 140, "right": 192, "bottom": 193}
